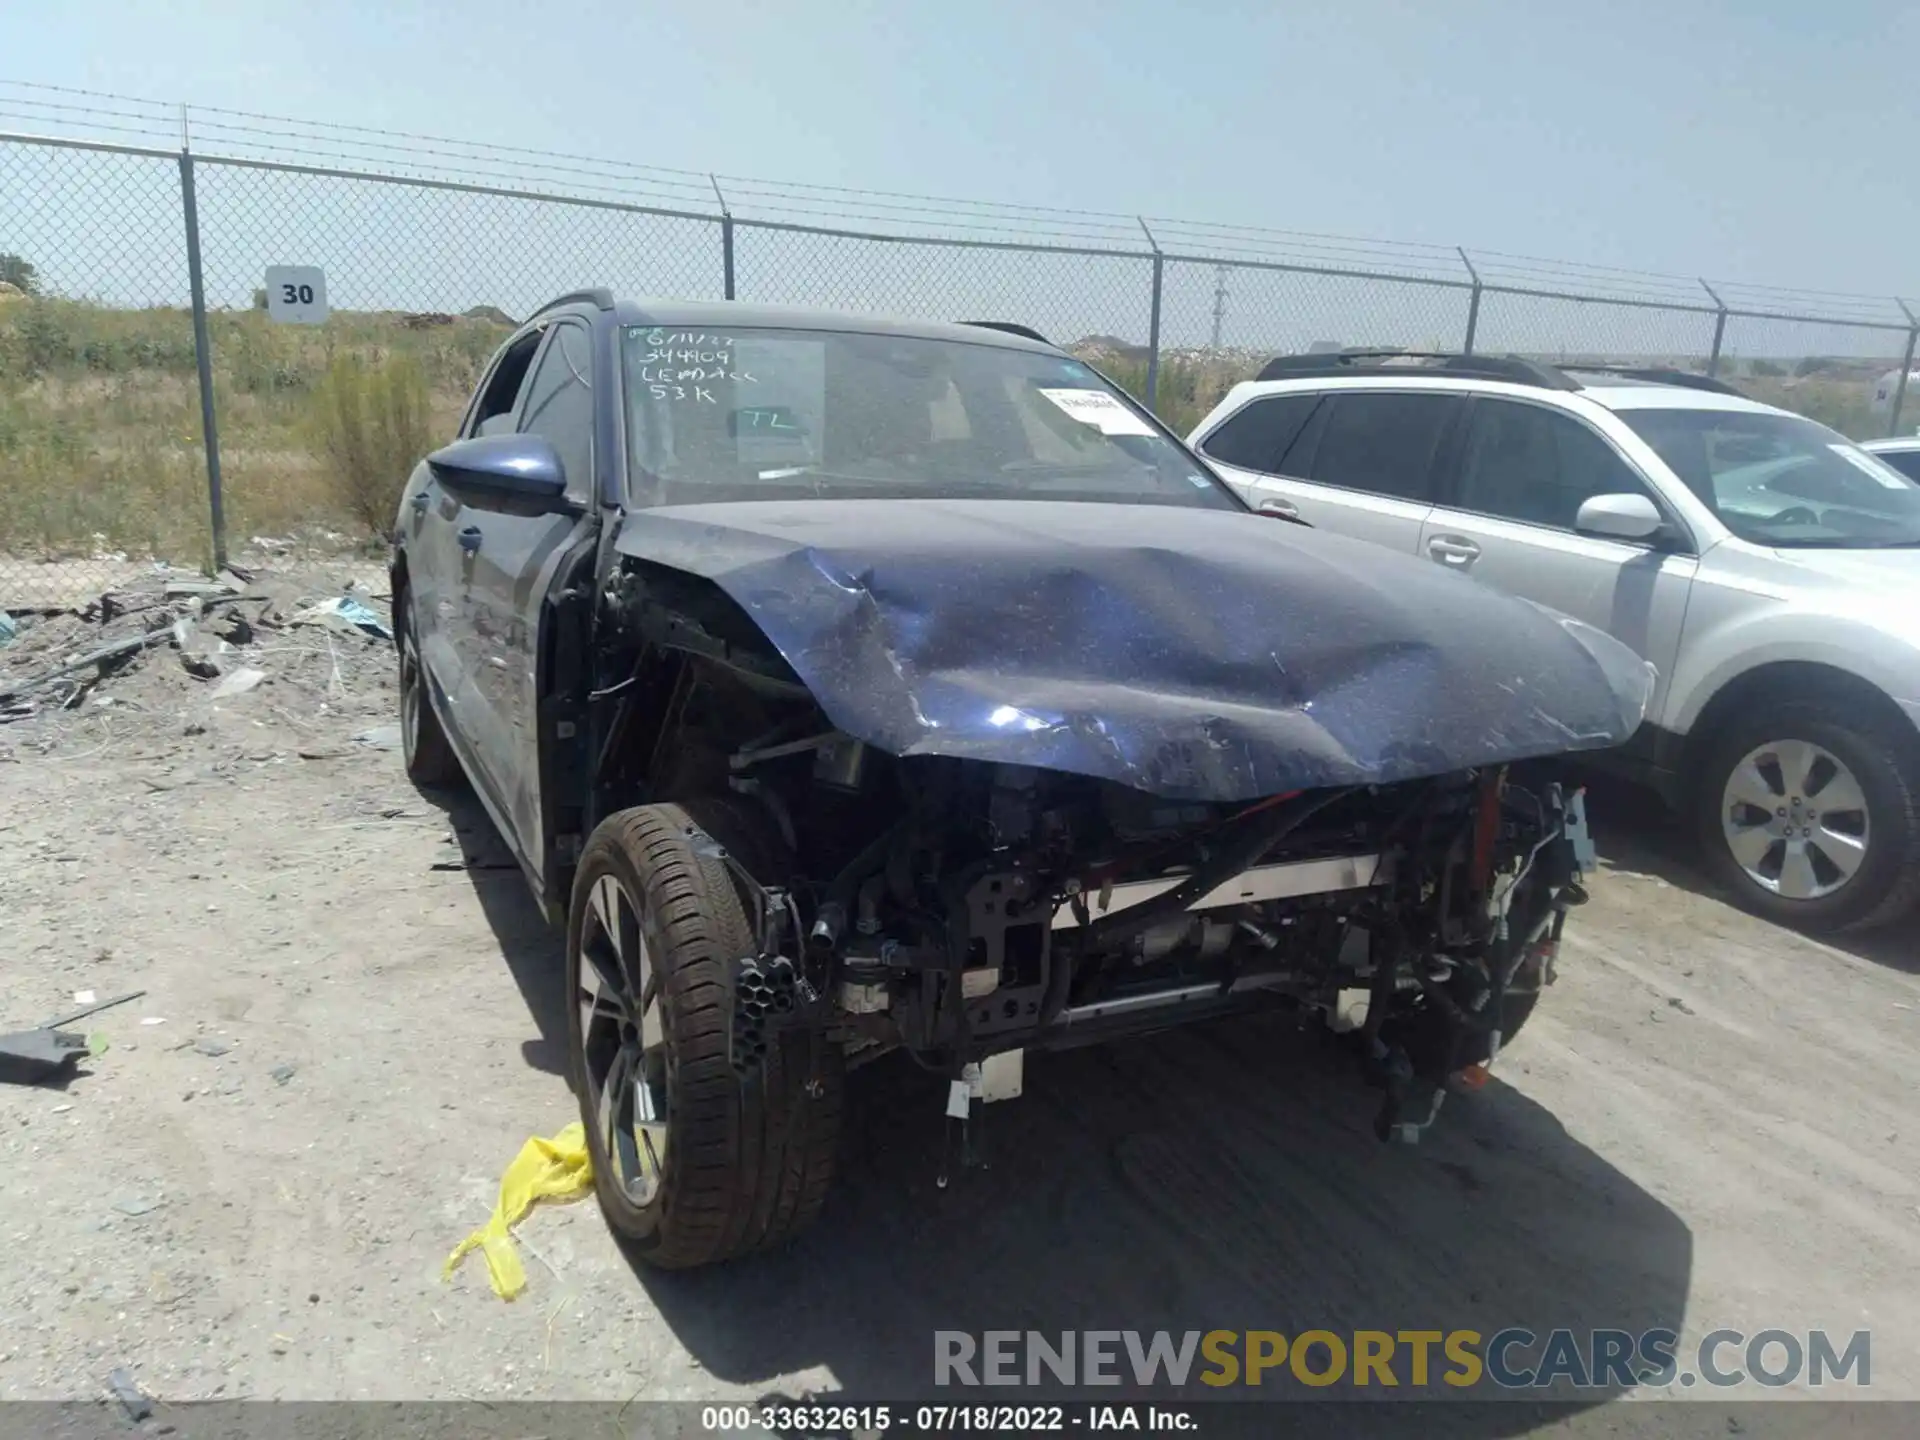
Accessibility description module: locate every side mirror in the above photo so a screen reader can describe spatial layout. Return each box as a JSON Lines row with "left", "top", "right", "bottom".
{"left": 1574, "top": 492, "right": 1663, "bottom": 542}
{"left": 426, "top": 434, "right": 578, "bottom": 513}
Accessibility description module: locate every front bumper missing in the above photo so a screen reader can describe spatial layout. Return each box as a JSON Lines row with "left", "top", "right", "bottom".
{"left": 1050, "top": 852, "right": 1386, "bottom": 931}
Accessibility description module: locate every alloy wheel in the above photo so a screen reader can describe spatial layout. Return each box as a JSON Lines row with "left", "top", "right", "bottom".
{"left": 1720, "top": 738, "right": 1870, "bottom": 901}
{"left": 576, "top": 873, "right": 670, "bottom": 1205}
{"left": 399, "top": 628, "right": 424, "bottom": 762}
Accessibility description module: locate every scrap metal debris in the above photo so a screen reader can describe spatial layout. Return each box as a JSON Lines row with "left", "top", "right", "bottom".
{"left": 0, "top": 1026, "right": 88, "bottom": 1085}
{"left": 0, "top": 629, "right": 172, "bottom": 703}
{"left": 0, "top": 563, "right": 396, "bottom": 743}
{"left": 209, "top": 667, "right": 266, "bottom": 699}
{"left": 0, "top": 990, "right": 145, "bottom": 1085}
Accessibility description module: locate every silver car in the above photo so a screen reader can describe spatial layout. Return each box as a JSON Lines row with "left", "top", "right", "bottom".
{"left": 1191, "top": 354, "right": 1920, "bottom": 932}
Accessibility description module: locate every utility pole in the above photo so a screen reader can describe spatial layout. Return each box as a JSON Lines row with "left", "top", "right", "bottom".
{"left": 1210, "top": 265, "right": 1228, "bottom": 350}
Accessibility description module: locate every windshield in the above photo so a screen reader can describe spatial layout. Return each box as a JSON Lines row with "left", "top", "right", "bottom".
{"left": 1618, "top": 407, "right": 1920, "bottom": 548}
{"left": 620, "top": 326, "right": 1238, "bottom": 509}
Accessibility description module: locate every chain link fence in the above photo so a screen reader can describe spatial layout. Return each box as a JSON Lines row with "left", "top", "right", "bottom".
{"left": 0, "top": 139, "right": 201, "bottom": 606}
{"left": 6, "top": 126, "right": 1920, "bottom": 610}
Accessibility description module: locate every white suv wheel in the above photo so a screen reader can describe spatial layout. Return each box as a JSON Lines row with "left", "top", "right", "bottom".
{"left": 1719, "top": 738, "right": 1869, "bottom": 900}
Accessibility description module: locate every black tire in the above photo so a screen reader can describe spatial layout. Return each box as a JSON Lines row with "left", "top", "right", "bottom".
{"left": 1692, "top": 699, "right": 1920, "bottom": 933}
{"left": 395, "top": 592, "right": 464, "bottom": 789}
{"left": 566, "top": 801, "right": 843, "bottom": 1269}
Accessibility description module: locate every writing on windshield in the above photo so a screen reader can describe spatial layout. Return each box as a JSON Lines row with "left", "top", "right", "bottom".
{"left": 620, "top": 326, "right": 1236, "bottom": 511}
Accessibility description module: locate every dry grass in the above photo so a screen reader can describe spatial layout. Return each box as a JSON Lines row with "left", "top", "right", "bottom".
{"left": 1093, "top": 351, "right": 1260, "bottom": 437}
{"left": 307, "top": 353, "right": 434, "bottom": 536}
{"left": 0, "top": 298, "right": 504, "bottom": 562}
{"left": 1, "top": 295, "right": 1908, "bottom": 567}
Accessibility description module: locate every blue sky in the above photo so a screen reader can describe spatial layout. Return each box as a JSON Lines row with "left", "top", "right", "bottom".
{"left": 9, "top": 0, "right": 1920, "bottom": 293}
{"left": 5, "top": 0, "right": 1917, "bottom": 339}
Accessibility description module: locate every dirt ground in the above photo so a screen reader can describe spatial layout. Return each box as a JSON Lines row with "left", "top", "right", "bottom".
{"left": 1, "top": 561, "right": 1917, "bottom": 1433}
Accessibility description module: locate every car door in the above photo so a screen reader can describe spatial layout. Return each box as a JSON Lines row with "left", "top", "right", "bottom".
{"left": 406, "top": 325, "right": 545, "bottom": 767}
{"left": 1419, "top": 395, "right": 1696, "bottom": 719}
{"left": 1202, "top": 389, "right": 1459, "bottom": 553}
{"left": 462, "top": 319, "right": 600, "bottom": 864}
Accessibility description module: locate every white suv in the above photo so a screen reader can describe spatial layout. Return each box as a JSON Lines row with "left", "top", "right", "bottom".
{"left": 1189, "top": 353, "right": 1920, "bottom": 932}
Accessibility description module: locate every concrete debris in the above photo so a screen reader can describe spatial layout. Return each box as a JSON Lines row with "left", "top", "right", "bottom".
{"left": 210, "top": 667, "right": 266, "bottom": 699}
{"left": 193, "top": 1037, "right": 233, "bottom": 1058}
{"left": 354, "top": 724, "right": 403, "bottom": 750}
{"left": 0, "top": 560, "right": 394, "bottom": 746}
{"left": 0, "top": 629, "right": 171, "bottom": 703}
{"left": 165, "top": 578, "right": 241, "bottom": 600}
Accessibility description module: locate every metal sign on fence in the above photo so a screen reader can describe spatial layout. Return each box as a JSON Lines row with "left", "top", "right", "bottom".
{"left": 264, "top": 265, "right": 329, "bottom": 324}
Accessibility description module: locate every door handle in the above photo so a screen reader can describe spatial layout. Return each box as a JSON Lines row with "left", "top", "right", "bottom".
{"left": 1427, "top": 534, "right": 1480, "bottom": 567}
{"left": 1257, "top": 498, "right": 1301, "bottom": 520}
{"left": 410, "top": 492, "right": 429, "bottom": 514}
{"left": 458, "top": 525, "right": 483, "bottom": 554}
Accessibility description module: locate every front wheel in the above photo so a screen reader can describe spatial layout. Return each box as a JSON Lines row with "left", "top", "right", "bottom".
{"left": 395, "top": 594, "right": 464, "bottom": 788}
{"left": 1693, "top": 700, "right": 1920, "bottom": 932}
{"left": 566, "top": 801, "right": 843, "bottom": 1269}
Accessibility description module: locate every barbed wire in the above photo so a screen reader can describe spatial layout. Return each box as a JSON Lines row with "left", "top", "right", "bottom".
{"left": 1, "top": 75, "right": 1915, "bottom": 320}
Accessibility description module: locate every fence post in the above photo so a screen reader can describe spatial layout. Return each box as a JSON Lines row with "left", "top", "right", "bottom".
{"left": 1138, "top": 218, "right": 1163, "bottom": 411}
{"left": 710, "top": 175, "right": 735, "bottom": 300}
{"left": 1890, "top": 300, "right": 1917, "bottom": 440}
{"left": 177, "top": 143, "right": 228, "bottom": 571}
{"left": 1700, "top": 280, "right": 1728, "bottom": 377}
{"left": 1457, "top": 248, "right": 1482, "bottom": 356}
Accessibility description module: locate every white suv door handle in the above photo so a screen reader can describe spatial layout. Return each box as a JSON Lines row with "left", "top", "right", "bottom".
{"left": 1428, "top": 534, "right": 1481, "bottom": 567}
{"left": 1258, "top": 498, "right": 1300, "bottom": 520}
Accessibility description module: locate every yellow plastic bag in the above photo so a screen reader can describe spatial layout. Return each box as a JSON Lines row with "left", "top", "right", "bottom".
{"left": 443, "top": 1121, "right": 594, "bottom": 1300}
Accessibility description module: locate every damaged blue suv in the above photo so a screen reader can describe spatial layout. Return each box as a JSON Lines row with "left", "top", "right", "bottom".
{"left": 390, "top": 292, "right": 1651, "bottom": 1269}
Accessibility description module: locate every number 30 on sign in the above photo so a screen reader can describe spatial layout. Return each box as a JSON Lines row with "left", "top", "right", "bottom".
{"left": 264, "top": 266, "right": 329, "bottom": 325}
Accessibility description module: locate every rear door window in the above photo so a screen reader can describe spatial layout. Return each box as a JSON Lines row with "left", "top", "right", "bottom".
{"left": 1305, "top": 392, "right": 1457, "bottom": 502}
{"left": 467, "top": 328, "right": 544, "bottom": 437}
{"left": 1875, "top": 448, "right": 1920, "bottom": 483}
{"left": 1198, "top": 394, "right": 1320, "bottom": 473}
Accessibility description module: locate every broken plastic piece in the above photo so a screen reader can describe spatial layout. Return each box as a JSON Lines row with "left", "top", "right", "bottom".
{"left": 0, "top": 1027, "right": 88, "bottom": 1084}
{"left": 443, "top": 1121, "right": 594, "bottom": 1300}
{"left": 292, "top": 596, "right": 392, "bottom": 641}
{"left": 106, "top": 1367, "right": 152, "bottom": 1422}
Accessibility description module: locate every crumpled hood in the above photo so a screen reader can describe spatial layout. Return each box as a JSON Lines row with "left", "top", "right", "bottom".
{"left": 615, "top": 497, "right": 1655, "bottom": 802}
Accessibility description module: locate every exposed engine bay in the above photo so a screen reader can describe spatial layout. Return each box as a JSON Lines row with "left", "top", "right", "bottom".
{"left": 585, "top": 562, "right": 1600, "bottom": 1147}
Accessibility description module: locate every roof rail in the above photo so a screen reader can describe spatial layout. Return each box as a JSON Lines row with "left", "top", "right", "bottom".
{"left": 529, "top": 288, "right": 616, "bottom": 320}
{"left": 961, "top": 320, "right": 1052, "bottom": 345}
{"left": 1255, "top": 350, "right": 1580, "bottom": 391}
{"left": 1557, "top": 364, "right": 1745, "bottom": 397}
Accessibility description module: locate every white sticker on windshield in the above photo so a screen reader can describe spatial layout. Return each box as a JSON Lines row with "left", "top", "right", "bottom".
{"left": 1037, "top": 387, "right": 1156, "bottom": 437}
{"left": 1830, "top": 443, "right": 1912, "bottom": 489}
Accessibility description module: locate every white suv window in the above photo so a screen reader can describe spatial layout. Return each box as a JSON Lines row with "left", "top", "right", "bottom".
{"left": 1452, "top": 398, "right": 1648, "bottom": 531}
{"left": 1306, "top": 392, "right": 1455, "bottom": 502}
{"left": 1198, "top": 393, "right": 1319, "bottom": 473}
